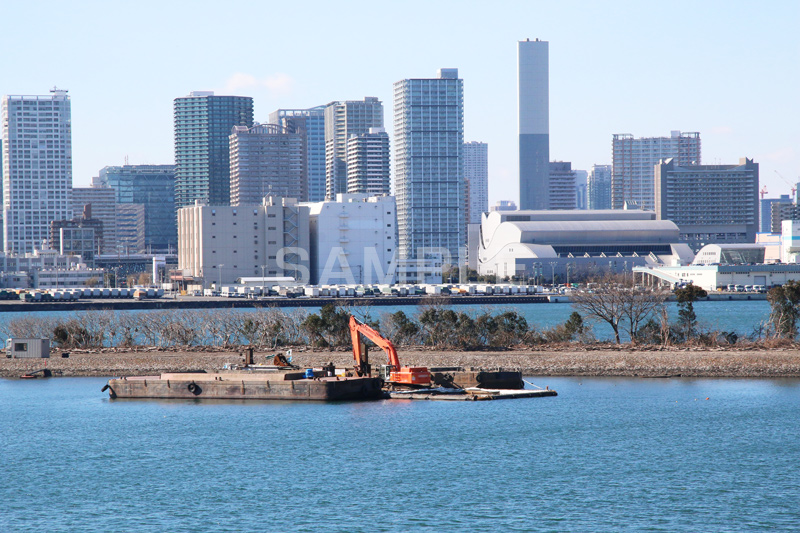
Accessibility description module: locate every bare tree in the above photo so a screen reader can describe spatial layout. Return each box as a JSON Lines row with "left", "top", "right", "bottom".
{"left": 570, "top": 274, "right": 668, "bottom": 344}
{"left": 623, "top": 285, "right": 670, "bottom": 344}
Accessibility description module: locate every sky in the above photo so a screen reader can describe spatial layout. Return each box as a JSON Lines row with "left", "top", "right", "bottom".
{"left": 1, "top": 0, "right": 798, "bottom": 205}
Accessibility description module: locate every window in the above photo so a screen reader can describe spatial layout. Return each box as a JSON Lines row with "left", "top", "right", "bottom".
{"left": 14, "top": 343, "right": 28, "bottom": 351}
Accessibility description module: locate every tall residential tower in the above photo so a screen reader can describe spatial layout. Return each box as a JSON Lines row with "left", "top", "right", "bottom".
{"left": 612, "top": 131, "right": 701, "bottom": 211}
{"left": 2, "top": 89, "right": 73, "bottom": 254}
{"left": 173, "top": 91, "right": 253, "bottom": 208}
{"left": 394, "top": 68, "right": 464, "bottom": 263}
{"left": 518, "top": 39, "right": 549, "bottom": 210}
{"left": 324, "top": 97, "right": 384, "bottom": 199}
{"left": 229, "top": 124, "right": 305, "bottom": 205}
{"left": 346, "top": 128, "right": 390, "bottom": 196}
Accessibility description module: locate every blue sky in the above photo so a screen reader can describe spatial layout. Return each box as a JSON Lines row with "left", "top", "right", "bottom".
{"left": 2, "top": 0, "right": 798, "bottom": 204}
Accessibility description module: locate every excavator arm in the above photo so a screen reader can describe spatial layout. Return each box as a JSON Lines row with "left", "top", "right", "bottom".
{"left": 349, "top": 316, "right": 400, "bottom": 376}
{"left": 349, "top": 316, "right": 430, "bottom": 385}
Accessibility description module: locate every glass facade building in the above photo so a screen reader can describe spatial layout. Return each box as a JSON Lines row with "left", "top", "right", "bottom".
{"left": 98, "top": 165, "right": 178, "bottom": 252}
{"left": 464, "top": 141, "right": 488, "bottom": 225}
{"left": 173, "top": 91, "right": 253, "bottom": 208}
{"left": 269, "top": 106, "right": 326, "bottom": 202}
{"left": 394, "top": 69, "right": 464, "bottom": 263}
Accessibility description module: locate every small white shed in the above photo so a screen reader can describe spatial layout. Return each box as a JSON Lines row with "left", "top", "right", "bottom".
{"left": 5, "top": 338, "right": 50, "bottom": 359}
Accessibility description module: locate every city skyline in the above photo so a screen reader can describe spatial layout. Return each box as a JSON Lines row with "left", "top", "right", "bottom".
{"left": 0, "top": 1, "right": 797, "bottom": 206}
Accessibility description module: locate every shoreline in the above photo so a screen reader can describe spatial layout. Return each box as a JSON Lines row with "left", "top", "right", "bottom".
{"left": 3, "top": 345, "right": 800, "bottom": 379}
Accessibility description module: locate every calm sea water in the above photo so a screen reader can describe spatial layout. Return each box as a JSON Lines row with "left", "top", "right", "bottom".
{"left": 0, "top": 299, "right": 773, "bottom": 344}
{"left": 1, "top": 377, "right": 798, "bottom": 532}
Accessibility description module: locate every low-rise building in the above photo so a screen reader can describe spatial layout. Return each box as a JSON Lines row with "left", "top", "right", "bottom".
{"left": 35, "top": 266, "right": 106, "bottom": 289}
{"left": 477, "top": 210, "right": 693, "bottom": 281}
{"left": 178, "top": 196, "right": 310, "bottom": 287}
{"left": 304, "top": 194, "right": 396, "bottom": 285}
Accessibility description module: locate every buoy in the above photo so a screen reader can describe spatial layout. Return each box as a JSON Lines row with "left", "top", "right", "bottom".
{"left": 706, "top": 397, "right": 709, "bottom": 400}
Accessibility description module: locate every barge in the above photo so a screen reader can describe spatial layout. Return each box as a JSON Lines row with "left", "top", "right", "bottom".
{"left": 103, "top": 370, "right": 385, "bottom": 402}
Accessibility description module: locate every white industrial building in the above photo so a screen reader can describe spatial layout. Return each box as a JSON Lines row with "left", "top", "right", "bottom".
{"left": 635, "top": 238, "right": 800, "bottom": 291}
{"left": 477, "top": 210, "right": 693, "bottom": 281}
{"left": 305, "top": 194, "right": 396, "bottom": 285}
{"left": 178, "top": 196, "right": 310, "bottom": 287}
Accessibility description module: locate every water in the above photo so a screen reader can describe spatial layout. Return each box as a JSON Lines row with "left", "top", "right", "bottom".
{"left": 1, "top": 377, "right": 798, "bottom": 531}
{"left": 0, "top": 299, "right": 772, "bottom": 345}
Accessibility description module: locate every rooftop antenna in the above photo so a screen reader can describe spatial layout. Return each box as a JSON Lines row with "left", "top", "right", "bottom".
{"left": 124, "top": 155, "right": 129, "bottom": 166}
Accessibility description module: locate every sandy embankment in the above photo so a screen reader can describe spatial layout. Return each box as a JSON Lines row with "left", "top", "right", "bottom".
{"left": 2, "top": 345, "right": 800, "bottom": 379}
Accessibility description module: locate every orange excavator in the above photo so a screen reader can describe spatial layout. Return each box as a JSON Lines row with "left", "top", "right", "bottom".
{"left": 349, "top": 316, "right": 431, "bottom": 386}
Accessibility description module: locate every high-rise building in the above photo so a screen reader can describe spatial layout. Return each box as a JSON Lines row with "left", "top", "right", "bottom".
{"left": 574, "top": 170, "right": 588, "bottom": 210}
{"left": 612, "top": 131, "right": 701, "bottom": 211}
{"left": 655, "top": 157, "right": 758, "bottom": 251}
{"left": 518, "top": 38, "right": 549, "bottom": 210}
{"left": 229, "top": 124, "right": 305, "bottom": 206}
{"left": 269, "top": 106, "right": 326, "bottom": 202}
{"left": 173, "top": 91, "right": 253, "bottom": 208}
{"left": 464, "top": 141, "right": 488, "bottom": 225}
{"left": 770, "top": 199, "right": 799, "bottom": 233}
{"left": 549, "top": 162, "right": 577, "bottom": 210}
{"left": 116, "top": 204, "right": 146, "bottom": 254}
{"left": 394, "top": 68, "right": 464, "bottom": 264}
{"left": 97, "top": 165, "right": 177, "bottom": 252}
{"left": 760, "top": 195, "right": 791, "bottom": 233}
{"left": 324, "top": 97, "right": 383, "bottom": 199}
{"left": 346, "top": 127, "right": 390, "bottom": 196}
{"left": 0, "top": 139, "right": 3, "bottom": 245}
{"left": 71, "top": 187, "right": 117, "bottom": 254}
{"left": 2, "top": 89, "right": 73, "bottom": 254}
{"left": 587, "top": 164, "right": 612, "bottom": 210}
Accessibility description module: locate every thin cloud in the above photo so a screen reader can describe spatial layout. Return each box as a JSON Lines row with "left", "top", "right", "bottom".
{"left": 220, "top": 72, "right": 295, "bottom": 96}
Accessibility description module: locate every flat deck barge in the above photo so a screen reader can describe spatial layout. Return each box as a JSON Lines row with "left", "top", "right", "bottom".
{"left": 104, "top": 371, "right": 384, "bottom": 401}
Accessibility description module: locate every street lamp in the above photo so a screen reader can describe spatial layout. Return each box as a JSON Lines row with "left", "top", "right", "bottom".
{"left": 549, "top": 261, "right": 557, "bottom": 288}
{"left": 217, "top": 264, "right": 224, "bottom": 292}
{"left": 260, "top": 264, "right": 267, "bottom": 296}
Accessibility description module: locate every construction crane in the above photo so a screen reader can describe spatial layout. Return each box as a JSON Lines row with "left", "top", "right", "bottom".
{"left": 774, "top": 170, "right": 797, "bottom": 197}
{"left": 760, "top": 185, "right": 768, "bottom": 199}
{"left": 348, "top": 316, "right": 431, "bottom": 386}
